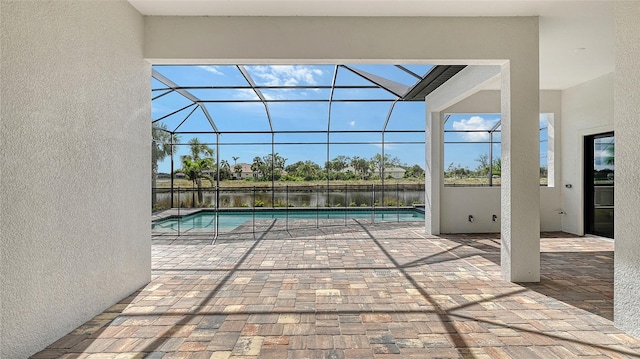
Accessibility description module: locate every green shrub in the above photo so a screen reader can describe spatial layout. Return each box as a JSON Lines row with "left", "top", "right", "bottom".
{"left": 255, "top": 200, "right": 265, "bottom": 207}
{"left": 349, "top": 202, "right": 357, "bottom": 207}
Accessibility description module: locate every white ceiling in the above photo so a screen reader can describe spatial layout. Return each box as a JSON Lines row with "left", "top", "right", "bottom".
{"left": 129, "top": 0, "right": 615, "bottom": 90}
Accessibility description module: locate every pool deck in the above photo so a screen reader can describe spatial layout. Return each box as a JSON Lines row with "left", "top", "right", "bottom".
{"left": 152, "top": 208, "right": 203, "bottom": 221}
{"left": 34, "top": 222, "right": 640, "bottom": 358}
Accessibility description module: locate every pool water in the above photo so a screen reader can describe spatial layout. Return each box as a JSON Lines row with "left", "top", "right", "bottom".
{"left": 152, "top": 209, "right": 424, "bottom": 233}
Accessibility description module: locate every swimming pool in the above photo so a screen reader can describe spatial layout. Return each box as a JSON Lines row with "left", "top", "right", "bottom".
{"left": 152, "top": 208, "right": 424, "bottom": 234}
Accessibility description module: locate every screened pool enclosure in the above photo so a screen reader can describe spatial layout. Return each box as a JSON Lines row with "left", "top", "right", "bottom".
{"left": 151, "top": 64, "right": 548, "bottom": 237}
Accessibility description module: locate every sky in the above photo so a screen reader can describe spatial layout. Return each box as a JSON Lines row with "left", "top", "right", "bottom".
{"left": 152, "top": 64, "right": 548, "bottom": 174}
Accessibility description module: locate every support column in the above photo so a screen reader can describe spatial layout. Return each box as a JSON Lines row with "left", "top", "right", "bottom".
{"left": 500, "top": 60, "right": 540, "bottom": 282}
{"left": 614, "top": 0, "right": 640, "bottom": 337}
{"left": 426, "top": 110, "right": 442, "bottom": 235}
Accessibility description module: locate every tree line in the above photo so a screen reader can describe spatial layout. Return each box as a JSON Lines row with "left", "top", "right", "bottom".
{"left": 445, "top": 153, "right": 548, "bottom": 179}
{"left": 167, "top": 139, "right": 425, "bottom": 182}
{"left": 445, "top": 154, "right": 502, "bottom": 179}
{"left": 153, "top": 129, "right": 427, "bottom": 204}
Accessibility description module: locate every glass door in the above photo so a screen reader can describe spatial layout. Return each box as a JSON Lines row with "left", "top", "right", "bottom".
{"left": 584, "top": 132, "right": 614, "bottom": 238}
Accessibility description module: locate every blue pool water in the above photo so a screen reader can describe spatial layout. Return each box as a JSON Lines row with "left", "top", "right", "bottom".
{"left": 152, "top": 209, "right": 424, "bottom": 233}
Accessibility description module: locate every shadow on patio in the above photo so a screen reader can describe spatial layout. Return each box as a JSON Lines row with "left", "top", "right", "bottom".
{"left": 34, "top": 223, "right": 640, "bottom": 358}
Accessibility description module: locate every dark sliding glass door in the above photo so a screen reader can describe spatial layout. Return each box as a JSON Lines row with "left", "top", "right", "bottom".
{"left": 584, "top": 132, "right": 614, "bottom": 238}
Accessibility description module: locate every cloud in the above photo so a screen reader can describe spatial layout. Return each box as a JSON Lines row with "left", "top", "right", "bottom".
{"left": 233, "top": 89, "right": 259, "bottom": 100}
{"left": 197, "top": 66, "right": 223, "bottom": 75}
{"left": 373, "top": 143, "right": 396, "bottom": 150}
{"left": 263, "top": 92, "right": 286, "bottom": 101}
{"left": 451, "top": 116, "right": 497, "bottom": 142}
{"left": 241, "top": 65, "right": 325, "bottom": 100}
{"left": 349, "top": 120, "right": 356, "bottom": 127}
{"left": 248, "top": 65, "right": 323, "bottom": 86}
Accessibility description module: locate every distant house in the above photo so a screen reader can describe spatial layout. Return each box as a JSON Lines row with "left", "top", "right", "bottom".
{"left": 385, "top": 167, "right": 406, "bottom": 179}
{"left": 199, "top": 164, "right": 255, "bottom": 180}
{"left": 232, "top": 163, "right": 255, "bottom": 180}
{"left": 174, "top": 172, "right": 185, "bottom": 179}
{"left": 202, "top": 170, "right": 215, "bottom": 178}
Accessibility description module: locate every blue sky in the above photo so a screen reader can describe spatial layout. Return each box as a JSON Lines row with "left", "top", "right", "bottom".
{"left": 152, "top": 65, "right": 548, "bottom": 174}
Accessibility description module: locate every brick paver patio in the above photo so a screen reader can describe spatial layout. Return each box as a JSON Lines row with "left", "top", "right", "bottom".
{"left": 33, "top": 221, "right": 640, "bottom": 358}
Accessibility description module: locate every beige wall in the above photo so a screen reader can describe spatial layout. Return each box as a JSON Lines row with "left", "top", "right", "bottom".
{"left": 145, "top": 16, "right": 538, "bottom": 64}
{"left": 560, "top": 73, "right": 614, "bottom": 235}
{"left": 440, "top": 187, "right": 561, "bottom": 233}
{"left": 0, "top": 1, "right": 150, "bottom": 357}
{"left": 614, "top": 1, "right": 640, "bottom": 337}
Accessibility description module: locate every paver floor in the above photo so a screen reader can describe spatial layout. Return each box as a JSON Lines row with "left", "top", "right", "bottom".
{"left": 33, "top": 221, "right": 640, "bottom": 358}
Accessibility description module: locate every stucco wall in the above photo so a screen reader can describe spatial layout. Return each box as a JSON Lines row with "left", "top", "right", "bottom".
{"left": 440, "top": 187, "right": 561, "bottom": 233}
{"left": 145, "top": 16, "right": 538, "bottom": 64}
{"left": 0, "top": 1, "right": 149, "bottom": 357}
{"left": 614, "top": 1, "right": 640, "bottom": 337}
{"left": 560, "top": 73, "right": 614, "bottom": 235}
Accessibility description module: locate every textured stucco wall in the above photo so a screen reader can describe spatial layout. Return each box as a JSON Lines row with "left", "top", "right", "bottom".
{"left": 614, "top": 1, "right": 640, "bottom": 337}
{"left": 145, "top": 16, "right": 538, "bottom": 64}
{"left": 560, "top": 73, "right": 614, "bottom": 235}
{"left": 0, "top": 1, "right": 150, "bottom": 357}
{"left": 440, "top": 187, "right": 561, "bottom": 233}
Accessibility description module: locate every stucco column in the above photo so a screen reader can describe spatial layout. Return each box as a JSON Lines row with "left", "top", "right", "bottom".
{"left": 500, "top": 60, "right": 541, "bottom": 282}
{"left": 614, "top": 1, "right": 640, "bottom": 337}
{"left": 426, "top": 110, "right": 442, "bottom": 235}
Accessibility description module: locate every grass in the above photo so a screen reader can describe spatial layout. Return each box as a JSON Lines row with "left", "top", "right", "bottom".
{"left": 155, "top": 178, "right": 426, "bottom": 188}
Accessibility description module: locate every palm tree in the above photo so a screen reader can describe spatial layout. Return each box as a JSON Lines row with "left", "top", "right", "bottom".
{"left": 234, "top": 164, "right": 243, "bottom": 179}
{"left": 187, "top": 137, "right": 213, "bottom": 160}
{"left": 180, "top": 138, "right": 214, "bottom": 206}
{"left": 232, "top": 156, "right": 240, "bottom": 166}
{"left": 152, "top": 124, "right": 179, "bottom": 208}
{"left": 219, "top": 159, "right": 231, "bottom": 180}
{"left": 181, "top": 157, "right": 214, "bottom": 205}
{"left": 604, "top": 145, "right": 614, "bottom": 165}
{"left": 251, "top": 156, "right": 263, "bottom": 179}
